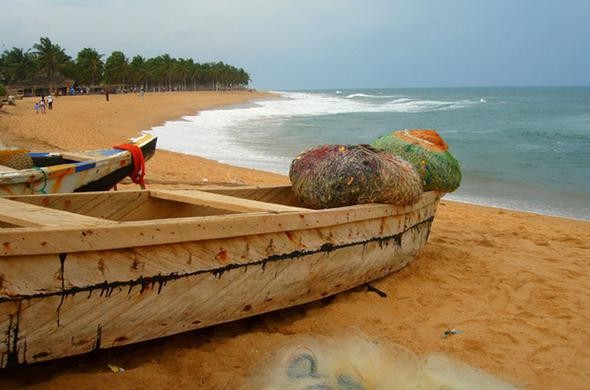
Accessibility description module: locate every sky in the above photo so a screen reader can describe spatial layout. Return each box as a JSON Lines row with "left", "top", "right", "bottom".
{"left": 2, "top": 0, "right": 590, "bottom": 90}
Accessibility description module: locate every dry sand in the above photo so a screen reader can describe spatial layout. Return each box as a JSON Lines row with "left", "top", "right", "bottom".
{"left": 1, "top": 92, "right": 589, "bottom": 389}
{"left": 0, "top": 91, "right": 289, "bottom": 187}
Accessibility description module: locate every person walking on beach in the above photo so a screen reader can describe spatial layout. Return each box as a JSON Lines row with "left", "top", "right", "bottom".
{"left": 34, "top": 101, "right": 39, "bottom": 114}
{"left": 47, "top": 94, "right": 54, "bottom": 110}
{"left": 105, "top": 89, "right": 110, "bottom": 102}
{"left": 39, "top": 99, "right": 46, "bottom": 114}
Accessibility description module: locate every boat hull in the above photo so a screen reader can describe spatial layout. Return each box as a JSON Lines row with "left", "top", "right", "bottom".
{"left": 0, "top": 190, "right": 439, "bottom": 367}
{"left": 0, "top": 134, "right": 156, "bottom": 196}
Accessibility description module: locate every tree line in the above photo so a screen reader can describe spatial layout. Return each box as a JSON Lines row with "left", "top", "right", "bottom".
{"left": 0, "top": 37, "right": 251, "bottom": 94}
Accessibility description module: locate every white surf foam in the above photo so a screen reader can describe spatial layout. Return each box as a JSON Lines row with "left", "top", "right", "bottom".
{"left": 146, "top": 91, "right": 479, "bottom": 174}
{"left": 345, "top": 92, "right": 401, "bottom": 99}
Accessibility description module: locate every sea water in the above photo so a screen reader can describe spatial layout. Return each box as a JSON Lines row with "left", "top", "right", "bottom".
{"left": 147, "top": 87, "right": 590, "bottom": 220}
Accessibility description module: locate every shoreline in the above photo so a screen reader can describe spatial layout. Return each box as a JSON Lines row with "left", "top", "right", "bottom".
{"left": 1, "top": 92, "right": 590, "bottom": 389}
{"left": 147, "top": 89, "right": 590, "bottom": 222}
{"left": 0, "top": 91, "right": 290, "bottom": 187}
{"left": 3, "top": 90, "right": 586, "bottom": 222}
{"left": 446, "top": 196, "right": 590, "bottom": 223}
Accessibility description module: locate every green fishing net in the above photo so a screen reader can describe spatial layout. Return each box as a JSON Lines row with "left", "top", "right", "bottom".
{"left": 372, "top": 129, "right": 461, "bottom": 192}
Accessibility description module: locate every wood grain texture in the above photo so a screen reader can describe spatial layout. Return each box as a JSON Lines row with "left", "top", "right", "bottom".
{"left": 0, "top": 198, "right": 116, "bottom": 227}
{"left": 0, "top": 187, "right": 440, "bottom": 367}
{"left": 150, "top": 189, "right": 309, "bottom": 212}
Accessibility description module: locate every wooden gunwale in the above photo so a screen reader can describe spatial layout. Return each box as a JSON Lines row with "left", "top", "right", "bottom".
{"left": 0, "top": 190, "right": 440, "bottom": 256}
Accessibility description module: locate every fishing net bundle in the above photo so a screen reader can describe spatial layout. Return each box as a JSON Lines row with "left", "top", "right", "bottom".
{"left": 246, "top": 332, "right": 518, "bottom": 389}
{"left": 372, "top": 129, "right": 461, "bottom": 193}
{"left": 289, "top": 144, "right": 423, "bottom": 209}
{"left": 0, "top": 147, "right": 34, "bottom": 170}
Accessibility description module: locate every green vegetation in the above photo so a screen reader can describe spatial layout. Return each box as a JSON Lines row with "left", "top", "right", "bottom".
{"left": 0, "top": 84, "right": 6, "bottom": 96}
{"left": 0, "top": 37, "right": 251, "bottom": 92}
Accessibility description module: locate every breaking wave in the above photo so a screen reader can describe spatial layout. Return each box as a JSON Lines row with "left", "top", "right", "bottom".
{"left": 146, "top": 91, "right": 479, "bottom": 173}
{"left": 345, "top": 92, "right": 401, "bottom": 99}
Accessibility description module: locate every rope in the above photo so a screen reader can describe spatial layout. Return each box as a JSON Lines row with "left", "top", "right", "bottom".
{"left": 33, "top": 167, "right": 48, "bottom": 194}
{"left": 114, "top": 143, "right": 146, "bottom": 189}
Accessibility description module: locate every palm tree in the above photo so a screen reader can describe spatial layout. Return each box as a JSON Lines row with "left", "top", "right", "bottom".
{"left": 209, "top": 62, "right": 226, "bottom": 90}
{"left": 76, "top": 48, "right": 104, "bottom": 86}
{"left": 129, "top": 55, "right": 151, "bottom": 90}
{"left": 104, "top": 51, "right": 129, "bottom": 87}
{"left": 238, "top": 68, "right": 251, "bottom": 87}
{"left": 0, "top": 47, "right": 37, "bottom": 84}
{"left": 159, "top": 54, "right": 175, "bottom": 91}
{"left": 175, "top": 58, "right": 194, "bottom": 91}
{"left": 33, "top": 37, "right": 70, "bottom": 79}
{"left": 146, "top": 56, "right": 163, "bottom": 91}
{"left": 1, "top": 36, "right": 253, "bottom": 92}
{"left": 190, "top": 62, "right": 204, "bottom": 90}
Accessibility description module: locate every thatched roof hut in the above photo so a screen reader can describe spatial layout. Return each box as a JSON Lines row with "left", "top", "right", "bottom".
{"left": 8, "top": 75, "right": 75, "bottom": 97}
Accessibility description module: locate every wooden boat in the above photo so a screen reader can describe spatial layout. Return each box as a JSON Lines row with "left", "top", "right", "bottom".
{"left": 0, "top": 185, "right": 441, "bottom": 367}
{"left": 0, "top": 134, "right": 157, "bottom": 196}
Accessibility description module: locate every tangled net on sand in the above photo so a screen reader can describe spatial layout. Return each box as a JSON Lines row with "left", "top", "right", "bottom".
{"left": 0, "top": 148, "right": 33, "bottom": 170}
{"left": 372, "top": 129, "right": 461, "bottom": 193}
{"left": 289, "top": 144, "right": 423, "bottom": 209}
{"left": 247, "top": 332, "right": 518, "bottom": 390}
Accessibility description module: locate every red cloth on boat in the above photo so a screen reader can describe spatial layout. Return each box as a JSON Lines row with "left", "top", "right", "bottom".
{"left": 114, "top": 143, "right": 146, "bottom": 189}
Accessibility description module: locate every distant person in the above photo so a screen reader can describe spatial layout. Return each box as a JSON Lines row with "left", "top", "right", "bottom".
{"left": 34, "top": 101, "right": 39, "bottom": 114}
{"left": 39, "top": 99, "right": 46, "bottom": 114}
{"left": 47, "top": 94, "right": 54, "bottom": 110}
{"left": 105, "top": 90, "right": 110, "bottom": 102}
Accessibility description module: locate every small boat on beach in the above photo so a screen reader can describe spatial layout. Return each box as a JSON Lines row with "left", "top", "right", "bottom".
{"left": 0, "top": 185, "right": 440, "bottom": 367}
{"left": 0, "top": 134, "right": 157, "bottom": 196}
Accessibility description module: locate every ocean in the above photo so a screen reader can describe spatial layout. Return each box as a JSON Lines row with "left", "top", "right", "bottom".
{"left": 147, "top": 87, "right": 590, "bottom": 220}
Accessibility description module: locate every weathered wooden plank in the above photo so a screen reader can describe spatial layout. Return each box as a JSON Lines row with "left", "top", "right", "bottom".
{"left": 0, "top": 198, "right": 116, "bottom": 227}
{"left": 8, "top": 191, "right": 148, "bottom": 219}
{"left": 201, "top": 185, "right": 302, "bottom": 207}
{"left": 150, "top": 189, "right": 309, "bottom": 213}
{"left": 0, "top": 165, "right": 18, "bottom": 173}
{"left": 59, "top": 151, "right": 97, "bottom": 161}
{"left": 0, "top": 206, "right": 436, "bottom": 295}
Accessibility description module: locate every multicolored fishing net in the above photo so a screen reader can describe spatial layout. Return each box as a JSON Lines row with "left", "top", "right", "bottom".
{"left": 372, "top": 129, "right": 461, "bottom": 192}
{"left": 289, "top": 144, "right": 423, "bottom": 209}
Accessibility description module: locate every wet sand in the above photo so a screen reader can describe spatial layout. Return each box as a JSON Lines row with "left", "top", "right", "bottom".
{"left": 1, "top": 92, "right": 589, "bottom": 389}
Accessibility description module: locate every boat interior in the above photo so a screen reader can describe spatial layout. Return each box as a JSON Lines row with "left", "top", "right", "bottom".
{"left": 0, "top": 186, "right": 311, "bottom": 228}
{"left": 0, "top": 151, "right": 100, "bottom": 173}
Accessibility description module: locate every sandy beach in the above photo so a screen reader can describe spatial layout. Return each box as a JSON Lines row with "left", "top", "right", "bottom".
{"left": 1, "top": 92, "right": 589, "bottom": 389}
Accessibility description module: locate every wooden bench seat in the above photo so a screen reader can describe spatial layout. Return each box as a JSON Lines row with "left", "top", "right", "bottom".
{"left": 150, "top": 189, "right": 309, "bottom": 213}
{"left": 0, "top": 198, "right": 116, "bottom": 227}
